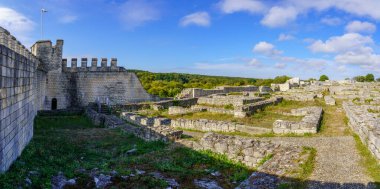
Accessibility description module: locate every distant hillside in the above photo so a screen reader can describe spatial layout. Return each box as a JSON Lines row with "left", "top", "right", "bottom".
{"left": 128, "top": 70, "right": 290, "bottom": 97}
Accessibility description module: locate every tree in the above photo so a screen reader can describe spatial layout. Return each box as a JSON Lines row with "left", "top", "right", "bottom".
{"left": 354, "top": 76, "right": 366, "bottom": 82}
{"left": 365, "top": 74, "right": 375, "bottom": 82}
{"left": 319, "top": 75, "right": 329, "bottom": 81}
{"left": 376, "top": 78, "right": 380, "bottom": 82}
{"left": 273, "top": 75, "right": 291, "bottom": 84}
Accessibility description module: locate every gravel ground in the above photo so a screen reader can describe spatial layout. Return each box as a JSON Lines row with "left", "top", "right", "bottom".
{"left": 266, "top": 136, "right": 376, "bottom": 189}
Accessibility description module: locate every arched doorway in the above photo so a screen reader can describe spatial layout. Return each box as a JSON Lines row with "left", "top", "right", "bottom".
{"left": 51, "top": 98, "right": 57, "bottom": 110}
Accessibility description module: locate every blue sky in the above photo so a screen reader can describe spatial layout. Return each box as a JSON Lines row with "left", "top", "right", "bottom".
{"left": 1, "top": 0, "right": 380, "bottom": 80}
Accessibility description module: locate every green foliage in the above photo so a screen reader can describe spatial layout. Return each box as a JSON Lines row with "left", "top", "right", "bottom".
{"left": 353, "top": 134, "right": 380, "bottom": 185}
{"left": 272, "top": 75, "right": 291, "bottom": 84}
{"left": 365, "top": 74, "right": 375, "bottom": 82}
{"left": 354, "top": 73, "right": 375, "bottom": 82}
{"left": 129, "top": 69, "right": 288, "bottom": 97}
{"left": 223, "top": 104, "right": 234, "bottom": 110}
{"left": 319, "top": 75, "right": 329, "bottom": 81}
{"left": 0, "top": 116, "right": 252, "bottom": 188}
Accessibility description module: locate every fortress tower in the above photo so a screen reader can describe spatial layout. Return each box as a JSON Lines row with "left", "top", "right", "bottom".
{"left": 31, "top": 40, "right": 64, "bottom": 73}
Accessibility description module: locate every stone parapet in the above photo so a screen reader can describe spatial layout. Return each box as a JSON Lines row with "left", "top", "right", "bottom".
{"left": 62, "top": 58, "right": 122, "bottom": 72}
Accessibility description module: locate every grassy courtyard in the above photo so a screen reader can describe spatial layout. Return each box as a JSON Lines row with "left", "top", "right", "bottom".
{"left": 0, "top": 115, "right": 252, "bottom": 188}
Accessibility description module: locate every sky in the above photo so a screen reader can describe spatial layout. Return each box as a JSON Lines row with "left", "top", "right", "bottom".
{"left": 1, "top": 0, "right": 380, "bottom": 80}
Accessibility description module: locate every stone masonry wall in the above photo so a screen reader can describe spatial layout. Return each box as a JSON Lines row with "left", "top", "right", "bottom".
{"left": 273, "top": 107, "right": 323, "bottom": 134}
{"left": 177, "top": 86, "right": 259, "bottom": 98}
{"left": 85, "top": 108, "right": 182, "bottom": 142}
{"left": 171, "top": 119, "right": 271, "bottom": 134}
{"left": 75, "top": 71, "right": 154, "bottom": 105}
{"left": 343, "top": 102, "right": 380, "bottom": 161}
{"left": 0, "top": 27, "right": 43, "bottom": 172}
{"left": 180, "top": 132, "right": 301, "bottom": 167}
{"left": 197, "top": 95, "right": 264, "bottom": 106}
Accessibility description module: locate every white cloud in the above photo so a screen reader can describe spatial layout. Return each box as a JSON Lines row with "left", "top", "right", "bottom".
{"left": 261, "top": 6, "right": 298, "bottom": 27}
{"left": 218, "top": 0, "right": 266, "bottom": 14}
{"left": 321, "top": 17, "right": 342, "bottom": 26}
{"left": 218, "top": 0, "right": 380, "bottom": 28}
{"left": 119, "top": 0, "right": 160, "bottom": 30}
{"left": 247, "top": 58, "right": 262, "bottom": 67}
{"left": 345, "top": 20, "right": 376, "bottom": 33}
{"left": 274, "top": 62, "right": 286, "bottom": 69}
{"left": 0, "top": 7, "right": 35, "bottom": 45}
{"left": 253, "top": 41, "right": 282, "bottom": 56}
{"left": 278, "top": 33, "right": 294, "bottom": 41}
{"left": 59, "top": 15, "right": 78, "bottom": 24}
{"left": 180, "top": 12, "right": 210, "bottom": 27}
{"left": 308, "top": 33, "right": 373, "bottom": 53}
{"left": 335, "top": 51, "right": 380, "bottom": 65}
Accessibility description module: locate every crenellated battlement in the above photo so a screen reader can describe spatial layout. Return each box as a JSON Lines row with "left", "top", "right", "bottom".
{"left": 0, "top": 27, "right": 39, "bottom": 63}
{"left": 62, "top": 57, "right": 124, "bottom": 72}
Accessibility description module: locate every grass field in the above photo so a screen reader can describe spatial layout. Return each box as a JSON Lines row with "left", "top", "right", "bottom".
{"left": 0, "top": 115, "right": 252, "bottom": 188}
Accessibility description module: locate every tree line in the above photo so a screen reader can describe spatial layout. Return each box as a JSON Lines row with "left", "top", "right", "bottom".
{"left": 128, "top": 70, "right": 291, "bottom": 97}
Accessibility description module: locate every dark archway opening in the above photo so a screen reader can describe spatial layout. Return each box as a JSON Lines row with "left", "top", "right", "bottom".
{"left": 51, "top": 98, "right": 57, "bottom": 110}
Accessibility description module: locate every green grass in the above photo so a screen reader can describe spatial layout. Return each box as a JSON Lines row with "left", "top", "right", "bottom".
{"left": 0, "top": 115, "right": 252, "bottom": 188}
{"left": 353, "top": 134, "right": 380, "bottom": 187}
{"left": 299, "top": 147, "right": 317, "bottom": 180}
{"left": 282, "top": 147, "right": 317, "bottom": 189}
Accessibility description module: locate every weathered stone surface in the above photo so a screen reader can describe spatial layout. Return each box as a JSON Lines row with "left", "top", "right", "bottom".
{"left": 181, "top": 133, "right": 302, "bottom": 168}
{"left": 171, "top": 119, "right": 271, "bottom": 134}
{"left": 343, "top": 102, "right": 380, "bottom": 161}
{"left": 197, "top": 95, "right": 264, "bottom": 107}
{"left": 176, "top": 86, "right": 259, "bottom": 98}
{"left": 116, "top": 112, "right": 182, "bottom": 141}
{"left": 0, "top": 29, "right": 39, "bottom": 172}
{"left": 273, "top": 106, "right": 323, "bottom": 134}
{"left": 324, "top": 95, "right": 336, "bottom": 105}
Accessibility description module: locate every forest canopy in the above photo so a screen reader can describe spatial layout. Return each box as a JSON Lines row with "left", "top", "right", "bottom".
{"left": 129, "top": 70, "right": 291, "bottom": 97}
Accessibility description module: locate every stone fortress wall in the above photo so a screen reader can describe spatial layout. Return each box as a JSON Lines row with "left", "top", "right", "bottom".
{"left": 0, "top": 27, "right": 43, "bottom": 172}
{"left": 0, "top": 26, "right": 156, "bottom": 172}
{"left": 31, "top": 40, "right": 156, "bottom": 110}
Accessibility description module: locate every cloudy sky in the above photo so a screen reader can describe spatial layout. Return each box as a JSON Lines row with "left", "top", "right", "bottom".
{"left": 1, "top": 0, "right": 380, "bottom": 80}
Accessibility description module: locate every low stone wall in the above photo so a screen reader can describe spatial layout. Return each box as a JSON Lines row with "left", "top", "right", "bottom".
{"left": 280, "top": 93, "right": 317, "bottom": 101}
{"left": 180, "top": 133, "right": 301, "bottom": 167}
{"left": 168, "top": 106, "right": 203, "bottom": 115}
{"left": 273, "top": 107, "right": 323, "bottom": 134}
{"left": 324, "top": 95, "right": 336, "bottom": 105}
{"left": 234, "top": 97, "right": 283, "bottom": 118}
{"left": 343, "top": 102, "right": 380, "bottom": 161}
{"left": 171, "top": 119, "right": 271, "bottom": 134}
{"left": 192, "top": 105, "right": 235, "bottom": 115}
{"left": 197, "top": 95, "right": 264, "bottom": 107}
{"left": 151, "top": 98, "right": 198, "bottom": 110}
{"left": 177, "top": 86, "right": 261, "bottom": 98}
{"left": 85, "top": 108, "right": 182, "bottom": 142}
{"left": 121, "top": 113, "right": 171, "bottom": 127}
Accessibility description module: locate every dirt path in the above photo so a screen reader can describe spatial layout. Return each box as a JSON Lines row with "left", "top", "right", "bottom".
{"left": 267, "top": 136, "right": 375, "bottom": 188}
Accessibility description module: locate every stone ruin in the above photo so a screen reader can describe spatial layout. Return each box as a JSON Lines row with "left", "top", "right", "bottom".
{"left": 1, "top": 20, "right": 380, "bottom": 188}
{"left": 273, "top": 107, "right": 323, "bottom": 134}
{"left": 344, "top": 101, "right": 380, "bottom": 160}
{"left": 0, "top": 26, "right": 156, "bottom": 172}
